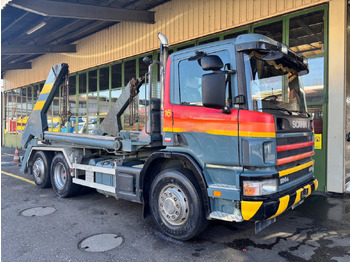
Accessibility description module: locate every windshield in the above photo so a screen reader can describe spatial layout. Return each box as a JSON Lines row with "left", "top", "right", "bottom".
{"left": 244, "top": 51, "right": 308, "bottom": 117}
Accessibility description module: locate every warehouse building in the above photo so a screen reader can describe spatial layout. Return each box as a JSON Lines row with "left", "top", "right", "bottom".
{"left": 1, "top": 0, "right": 349, "bottom": 194}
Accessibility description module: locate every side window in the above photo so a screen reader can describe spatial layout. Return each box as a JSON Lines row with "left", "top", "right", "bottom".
{"left": 179, "top": 60, "right": 203, "bottom": 105}
{"left": 178, "top": 50, "right": 231, "bottom": 106}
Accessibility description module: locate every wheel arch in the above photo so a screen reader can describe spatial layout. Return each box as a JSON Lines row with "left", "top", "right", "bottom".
{"left": 27, "top": 147, "right": 83, "bottom": 171}
{"left": 140, "top": 151, "right": 210, "bottom": 219}
{"left": 27, "top": 149, "right": 55, "bottom": 174}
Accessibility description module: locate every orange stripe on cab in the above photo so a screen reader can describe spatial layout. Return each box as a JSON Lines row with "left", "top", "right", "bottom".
{"left": 238, "top": 110, "right": 276, "bottom": 135}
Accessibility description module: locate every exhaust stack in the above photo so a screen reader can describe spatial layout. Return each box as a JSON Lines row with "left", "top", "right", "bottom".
{"left": 158, "top": 33, "right": 169, "bottom": 138}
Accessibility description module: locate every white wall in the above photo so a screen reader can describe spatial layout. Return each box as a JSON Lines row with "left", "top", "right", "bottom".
{"left": 327, "top": 0, "right": 347, "bottom": 193}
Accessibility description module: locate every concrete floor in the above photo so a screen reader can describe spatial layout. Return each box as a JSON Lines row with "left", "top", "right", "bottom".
{"left": 1, "top": 146, "right": 350, "bottom": 262}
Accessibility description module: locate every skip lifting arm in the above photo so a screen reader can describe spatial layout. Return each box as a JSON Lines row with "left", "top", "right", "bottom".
{"left": 21, "top": 63, "right": 69, "bottom": 149}
{"left": 95, "top": 77, "right": 145, "bottom": 137}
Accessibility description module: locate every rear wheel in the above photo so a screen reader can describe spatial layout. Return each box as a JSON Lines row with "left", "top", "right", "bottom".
{"left": 51, "top": 153, "right": 81, "bottom": 198}
{"left": 149, "top": 169, "right": 208, "bottom": 241}
{"left": 31, "top": 151, "right": 52, "bottom": 188}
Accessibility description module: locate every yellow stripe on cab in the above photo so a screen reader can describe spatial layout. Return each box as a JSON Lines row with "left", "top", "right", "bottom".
{"left": 279, "top": 160, "right": 314, "bottom": 177}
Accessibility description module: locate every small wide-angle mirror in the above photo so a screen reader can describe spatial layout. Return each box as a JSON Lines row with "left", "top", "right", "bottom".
{"left": 200, "top": 55, "right": 224, "bottom": 71}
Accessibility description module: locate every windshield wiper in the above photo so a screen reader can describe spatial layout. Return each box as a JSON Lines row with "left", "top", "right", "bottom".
{"left": 259, "top": 107, "right": 292, "bottom": 115}
{"left": 290, "top": 110, "right": 311, "bottom": 117}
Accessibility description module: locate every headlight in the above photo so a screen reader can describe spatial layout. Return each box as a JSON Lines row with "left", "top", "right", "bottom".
{"left": 243, "top": 179, "right": 278, "bottom": 196}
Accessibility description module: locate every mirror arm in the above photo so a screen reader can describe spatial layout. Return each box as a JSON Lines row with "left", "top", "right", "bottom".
{"left": 215, "top": 70, "right": 236, "bottom": 75}
{"left": 233, "top": 95, "right": 246, "bottom": 105}
{"left": 222, "top": 106, "right": 231, "bottom": 114}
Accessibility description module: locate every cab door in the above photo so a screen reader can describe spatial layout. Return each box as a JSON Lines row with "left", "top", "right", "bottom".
{"left": 169, "top": 46, "right": 240, "bottom": 168}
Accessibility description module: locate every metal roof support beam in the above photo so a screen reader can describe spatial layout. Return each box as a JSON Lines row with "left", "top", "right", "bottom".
{"left": 9, "top": 0, "right": 155, "bottom": 23}
{"left": 1, "top": 12, "right": 29, "bottom": 34}
{"left": 125, "top": 0, "right": 153, "bottom": 9}
{"left": 2, "top": 44, "right": 77, "bottom": 55}
{"left": 2, "top": 62, "right": 32, "bottom": 70}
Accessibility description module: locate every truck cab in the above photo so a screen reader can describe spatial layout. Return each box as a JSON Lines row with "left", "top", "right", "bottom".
{"left": 161, "top": 33, "right": 316, "bottom": 227}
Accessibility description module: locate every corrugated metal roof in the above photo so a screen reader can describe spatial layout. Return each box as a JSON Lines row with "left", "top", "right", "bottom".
{"left": 1, "top": 0, "right": 169, "bottom": 74}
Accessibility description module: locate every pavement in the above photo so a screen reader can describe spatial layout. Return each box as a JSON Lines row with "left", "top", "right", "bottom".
{"left": 1, "top": 146, "right": 350, "bottom": 262}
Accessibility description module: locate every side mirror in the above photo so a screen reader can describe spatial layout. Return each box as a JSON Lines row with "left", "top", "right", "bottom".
{"left": 202, "top": 73, "right": 226, "bottom": 109}
{"left": 200, "top": 55, "right": 224, "bottom": 71}
{"left": 143, "top": 56, "right": 152, "bottom": 65}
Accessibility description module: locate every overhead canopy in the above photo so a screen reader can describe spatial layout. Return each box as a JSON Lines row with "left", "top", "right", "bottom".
{"left": 1, "top": 0, "right": 169, "bottom": 73}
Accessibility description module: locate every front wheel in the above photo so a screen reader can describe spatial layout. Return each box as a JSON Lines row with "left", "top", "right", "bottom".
{"left": 51, "top": 153, "right": 81, "bottom": 198}
{"left": 149, "top": 169, "right": 208, "bottom": 241}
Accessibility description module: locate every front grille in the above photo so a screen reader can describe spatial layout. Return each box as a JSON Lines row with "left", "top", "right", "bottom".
{"left": 276, "top": 133, "right": 314, "bottom": 185}
{"left": 277, "top": 134, "right": 313, "bottom": 146}
{"left": 278, "top": 166, "right": 311, "bottom": 186}
{"left": 277, "top": 146, "right": 313, "bottom": 160}
{"left": 276, "top": 157, "right": 311, "bottom": 172}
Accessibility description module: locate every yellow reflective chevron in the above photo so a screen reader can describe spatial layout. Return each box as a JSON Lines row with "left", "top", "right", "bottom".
{"left": 268, "top": 195, "right": 290, "bottom": 219}
{"left": 241, "top": 201, "right": 263, "bottom": 220}
{"left": 32, "top": 83, "right": 55, "bottom": 111}
{"left": 41, "top": 83, "right": 54, "bottom": 94}
{"left": 304, "top": 184, "right": 311, "bottom": 197}
{"left": 33, "top": 100, "right": 46, "bottom": 111}
{"left": 293, "top": 188, "right": 303, "bottom": 206}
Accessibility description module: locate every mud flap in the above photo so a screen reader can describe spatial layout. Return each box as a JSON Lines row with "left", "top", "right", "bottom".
{"left": 255, "top": 218, "right": 276, "bottom": 234}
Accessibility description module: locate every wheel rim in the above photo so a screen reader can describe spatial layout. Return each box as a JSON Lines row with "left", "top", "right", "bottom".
{"left": 33, "top": 157, "right": 45, "bottom": 183}
{"left": 54, "top": 162, "right": 67, "bottom": 190}
{"left": 158, "top": 184, "right": 189, "bottom": 226}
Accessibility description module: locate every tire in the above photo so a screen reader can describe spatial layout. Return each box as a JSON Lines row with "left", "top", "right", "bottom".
{"left": 149, "top": 169, "right": 208, "bottom": 241}
{"left": 50, "top": 153, "right": 81, "bottom": 198}
{"left": 31, "top": 151, "right": 52, "bottom": 188}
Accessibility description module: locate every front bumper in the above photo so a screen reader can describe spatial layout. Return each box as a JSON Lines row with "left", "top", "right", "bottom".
{"left": 241, "top": 178, "right": 318, "bottom": 221}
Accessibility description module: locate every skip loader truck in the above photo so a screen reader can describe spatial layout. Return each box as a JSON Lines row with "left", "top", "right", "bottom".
{"left": 20, "top": 33, "right": 317, "bottom": 240}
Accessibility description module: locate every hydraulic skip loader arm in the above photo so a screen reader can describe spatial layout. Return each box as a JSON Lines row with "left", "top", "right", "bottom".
{"left": 96, "top": 77, "right": 145, "bottom": 137}
{"left": 21, "top": 62, "right": 149, "bottom": 154}
{"left": 21, "top": 63, "right": 69, "bottom": 149}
